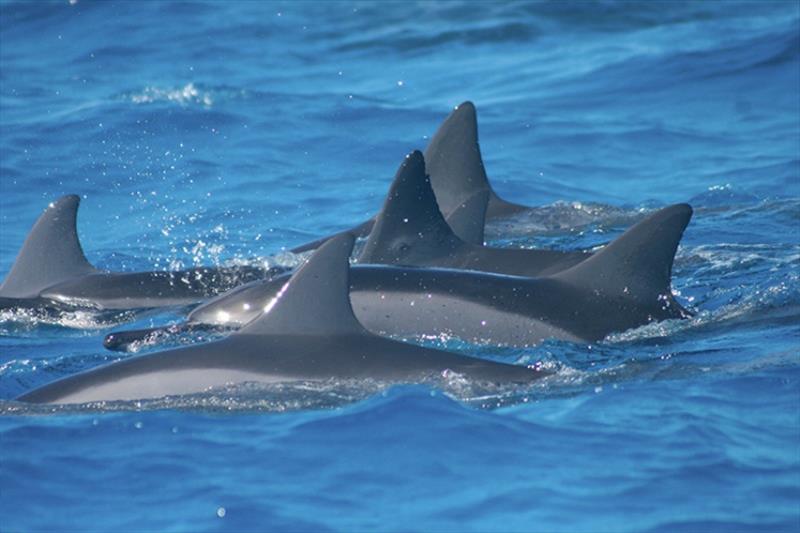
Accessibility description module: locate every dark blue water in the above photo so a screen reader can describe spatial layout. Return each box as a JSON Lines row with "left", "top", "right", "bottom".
{"left": 1, "top": 1, "right": 799, "bottom": 531}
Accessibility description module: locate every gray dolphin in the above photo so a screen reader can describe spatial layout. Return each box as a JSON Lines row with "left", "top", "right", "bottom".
{"left": 105, "top": 203, "right": 693, "bottom": 351}
{"left": 18, "top": 234, "right": 547, "bottom": 404}
{"left": 290, "top": 101, "right": 525, "bottom": 253}
{"left": 359, "top": 150, "right": 590, "bottom": 277}
{"left": 0, "top": 195, "right": 284, "bottom": 311}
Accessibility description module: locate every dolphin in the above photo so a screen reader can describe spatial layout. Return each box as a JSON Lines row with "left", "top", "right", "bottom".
{"left": 358, "top": 150, "right": 591, "bottom": 277}
{"left": 0, "top": 195, "right": 285, "bottom": 312}
{"left": 104, "top": 203, "right": 693, "bottom": 351}
{"left": 18, "top": 234, "right": 548, "bottom": 404}
{"left": 289, "top": 101, "right": 527, "bottom": 253}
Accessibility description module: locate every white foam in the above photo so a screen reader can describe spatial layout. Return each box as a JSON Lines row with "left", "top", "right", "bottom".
{"left": 129, "top": 83, "right": 213, "bottom": 107}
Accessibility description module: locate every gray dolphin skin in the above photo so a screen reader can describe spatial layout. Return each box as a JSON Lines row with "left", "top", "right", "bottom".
{"left": 425, "top": 101, "right": 527, "bottom": 220}
{"left": 359, "top": 150, "right": 590, "bottom": 277}
{"left": 0, "top": 195, "right": 283, "bottom": 311}
{"left": 105, "top": 203, "right": 693, "bottom": 351}
{"left": 289, "top": 101, "right": 527, "bottom": 253}
{"left": 19, "top": 235, "right": 547, "bottom": 404}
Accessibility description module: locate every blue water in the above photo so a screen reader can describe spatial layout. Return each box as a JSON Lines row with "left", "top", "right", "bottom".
{"left": 1, "top": 1, "right": 799, "bottom": 531}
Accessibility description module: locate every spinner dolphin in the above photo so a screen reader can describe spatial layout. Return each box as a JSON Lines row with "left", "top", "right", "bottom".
{"left": 0, "top": 195, "right": 284, "bottom": 311}
{"left": 359, "top": 150, "right": 591, "bottom": 277}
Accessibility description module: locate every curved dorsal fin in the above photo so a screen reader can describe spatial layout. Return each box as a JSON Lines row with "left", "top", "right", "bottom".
{"left": 359, "top": 151, "right": 463, "bottom": 266}
{"left": 0, "top": 195, "right": 97, "bottom": 298}
{"left": 424, "top": 102, "right": 490, "bottom": 235}
{"left": 239, "top": 233, "right": 367, "bottom": 336}
{"left": 555, "top": 204, "right": 693, "bottom": 304}
{"left": 425, "top": 101, "right": 525, "bottom": 226}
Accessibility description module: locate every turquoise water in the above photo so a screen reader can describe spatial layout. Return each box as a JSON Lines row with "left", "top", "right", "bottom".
{"left": 1, "top": 1, "right": 799, "bottom": 531}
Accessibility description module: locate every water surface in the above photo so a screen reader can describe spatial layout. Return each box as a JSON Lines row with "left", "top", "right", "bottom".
{"left": 1, "top": 1, "right": 798, "bottom": 531}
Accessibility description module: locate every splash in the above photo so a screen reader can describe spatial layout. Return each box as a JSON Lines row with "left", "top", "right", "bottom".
{"left": 0, "top": 305, "right": 139, "bottom": 332}
{"left": 484, "top": 201, "right": 645, "bottom": 240}
{"left": 129, "top": 83, "right": 213, "bottom": 107}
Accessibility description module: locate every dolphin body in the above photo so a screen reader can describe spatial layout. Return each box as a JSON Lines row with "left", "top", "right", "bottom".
{"left": 18, "top": 235, "right": 547, "bottom": 405}
{"left": 358, "top": 150, "right": 590, "bottom": 278}
{"left": 105, "top": 203, "right": 693, "bottom": 351}
{"left": 0, "top": 196, "right": 284, "bottom": 312}
{"left": 289, "top": 101, "right": 527, "bottom": 253}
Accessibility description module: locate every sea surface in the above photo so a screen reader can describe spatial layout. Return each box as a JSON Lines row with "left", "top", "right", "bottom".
{"left": 1, "top": 1, "right": 799, "bottom": 531}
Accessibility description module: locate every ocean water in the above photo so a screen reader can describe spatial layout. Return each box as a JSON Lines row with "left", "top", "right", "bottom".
{"left": 1, "top": 1, "right": 799, "bottom": 531}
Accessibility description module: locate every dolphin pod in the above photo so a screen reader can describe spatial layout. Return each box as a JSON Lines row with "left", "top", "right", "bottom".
{"left": 7, "top": 101, "right": 698, "bottom": 403}
{"left": 2, "top": 102, "right": 518, "bottom": 313}
{"left": 289, "top": 101, "right": 528, "bottom": 253}
{"left": 0, "top": 195, "right": 285, "bottom": 311}
{"left": 19, "top": 235, "right": 549, "bottom": 404}
{"left": 104, "top": 197, "right": 692, "bottom": 351}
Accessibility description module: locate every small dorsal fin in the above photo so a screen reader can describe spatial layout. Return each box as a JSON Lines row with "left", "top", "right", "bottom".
{"left": 554, "top": 204, "right": 693, "bottom": 304}
{"left": 359, "top": 151, "right": 463, "bottom": 266}
{"left": 238, "top": 233, "right": 367, "bottom": 336}
{"left": 0, "top": 195, "right": 98, "bottom": 298}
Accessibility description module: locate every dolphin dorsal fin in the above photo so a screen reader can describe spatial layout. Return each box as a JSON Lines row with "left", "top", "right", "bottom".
{"left": 424, "top": 102, "right": 492, "bottom": 243}
{"left": 359, "top": 151, "right": 463, "bottom": 266}
{"left": 0, "top": 195, "right": 98, "bottom": 298}
{"left": 554, "top": 204, "right": 693, "bottom": 304}
{"left": 239, "top": 233, "right": 367, "bottom": 336}
{"left": 444, "top": 189, "right": 488, "bottom": 246}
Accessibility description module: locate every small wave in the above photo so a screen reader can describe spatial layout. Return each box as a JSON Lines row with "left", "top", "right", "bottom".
{"left": 484, "top": 201, "right": 647, "bottom": 240}
{"left": 109, "top": 324, "right": 230, "bottom": 354}
{"left": 126, "top": 83, "right": 214, "bottom": 107}
{"left": 334, "top": 20, "right": 537, "bottom": 53}
{"left": 0, "top": 306, "right": 139, "bottom": 332}
{"left": 605, "top": 284, "right": 800, "bottom": 345}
